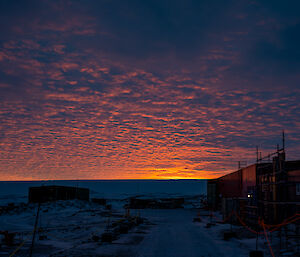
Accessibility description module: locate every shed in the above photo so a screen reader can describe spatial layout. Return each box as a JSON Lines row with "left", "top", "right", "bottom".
{"left": 28, "top": 185, "right": 89, "bottom": 203}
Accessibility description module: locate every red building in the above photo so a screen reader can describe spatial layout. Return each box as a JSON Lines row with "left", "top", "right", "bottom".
{"left": 207, "top": 156, "right": 300, "bottom": 225}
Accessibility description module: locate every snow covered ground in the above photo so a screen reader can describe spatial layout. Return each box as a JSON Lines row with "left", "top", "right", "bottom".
{"left": 0, "top": 180, "right": 278, "bottom": 256}
{"left": 0, "top": 199, "right": 275, "bottom": 257}
{"left": 135, "top": 209, "right": 264, "bottom": 257}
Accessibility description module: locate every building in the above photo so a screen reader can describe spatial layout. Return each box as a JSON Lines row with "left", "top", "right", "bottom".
{"left": 207, "top": 152, "right": 300, "bottom": 226}
{"left": 28, "top": 185, "right": 90, "bottom": 203}
{"left": 256, "top": 155, "right": 300, "bottom": 224}
{"left": 207, "top": 179, "right": 219, "bottom": 210}
{"left": 207, "top": 164, "right": 262, "bottom": 212}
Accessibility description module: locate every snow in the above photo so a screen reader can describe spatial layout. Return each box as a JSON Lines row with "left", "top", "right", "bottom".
{"left": 0, "top": 203, "right": 272, "bottom": 257}
{"left": 134, "top": 209, "right": 269, "bottom": 257}
{"left": 0, "top": 180, "right": 275, "bottom": 256}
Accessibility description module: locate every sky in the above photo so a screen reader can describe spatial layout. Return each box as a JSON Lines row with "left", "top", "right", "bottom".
{"left": 0, "top": 0, "right": 300, "bottom": 180}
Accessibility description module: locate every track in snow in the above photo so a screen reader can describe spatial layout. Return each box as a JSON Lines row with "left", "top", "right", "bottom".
{"left": 135, "top": 209, "right": 251, "bottom": 257}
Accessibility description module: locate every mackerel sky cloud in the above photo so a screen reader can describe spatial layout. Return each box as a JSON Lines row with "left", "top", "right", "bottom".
{"left": 0, "top": 0, "right": 300, "bottom": 180}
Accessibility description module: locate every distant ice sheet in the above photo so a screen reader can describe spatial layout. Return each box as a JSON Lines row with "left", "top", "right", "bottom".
{"left": 0, "top": 180, "right": 207, "bottom": 204}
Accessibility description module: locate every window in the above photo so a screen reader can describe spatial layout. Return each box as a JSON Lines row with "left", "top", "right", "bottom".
{"left": 296, "top": 183, "right": 300, "bottom": 196}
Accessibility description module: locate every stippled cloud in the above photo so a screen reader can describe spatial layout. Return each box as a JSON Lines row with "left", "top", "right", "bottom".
{"left": 0, "top": 0, "right": 299, "bottom": 180}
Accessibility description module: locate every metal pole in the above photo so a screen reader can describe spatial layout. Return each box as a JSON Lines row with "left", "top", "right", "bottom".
{"left": 259, "top": 152, "right": 262, "bottom": 161}
{"left": 256, "top": 231, "right": 258, "bottom": 251}
{"left": 29, "top": 201, "right": 41, "bottom": 257}
{"left": 282, "top": 130, "right": 285, "bottom": 151}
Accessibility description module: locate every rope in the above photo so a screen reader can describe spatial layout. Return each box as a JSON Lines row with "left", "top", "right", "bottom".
{"left": 9, "top": 231, "right": 33, "bottom": 257}
{"left": 203, "top": 210, "right": 300, "bottom": 257}
{"left": 209, "top": 209, "right": 264, "bottom": 234}
{"left": 261, "top": 221, "right": 275, "bottom": 257}
{"left": 268, "top": 216, "right": 300, "bottom": 232}
{"left": 263, "top": 214, "right": 300, "bottom": 230}
{"left": 233, "top": 212, "right": 300, "bottom": 257}
{"left": 233, "top": 211, "right": 264, "bottom": 235}
{"left": 231, "top": 211, "right": 300, "bottom": 234}
{"left": 210, "top": 210, "right": 234, "bottom": 224}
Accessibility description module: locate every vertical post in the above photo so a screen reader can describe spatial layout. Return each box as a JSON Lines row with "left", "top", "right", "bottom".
{"left": 256, "top": 231, "right": 258, "bottom": 251}
{"left": 282, "top": 130, "right": 285, "bottom": 151}
{"left": 279, "top": 228, "right": 282, "bottom": 250}
{"left": 230, "top": 201, "right": 233, "bottom": 232}
{"left": 256, "top": 146, "right": 259, "bottom": 162}
{"left": 297, "top": 224, "right": 299, "bottom": 254}
{"left": 29, "top": 201, "right": 41, "bottom": 257}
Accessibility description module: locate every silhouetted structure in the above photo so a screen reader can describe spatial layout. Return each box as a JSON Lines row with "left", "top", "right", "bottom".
{"left": 128, "top": 197, "right": 184, "bottom": 209}
{"left": 28, "top": 185, "right": 89, "bottom": 203}
{"left": 91, "top": 198, "right": 107, "bottom": 205}
{"left": 207, "top": 133, "right": 300, "bottom": 226}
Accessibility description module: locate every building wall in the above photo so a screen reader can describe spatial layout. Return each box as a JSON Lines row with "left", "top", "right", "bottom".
{"left": 287, "top": 169, "right": 300, "bottom": 201}
{"left": 207, "top": 159, "right": 300, "bottom": 225}
{"left": 207, "top": 179, "right": 219, "bottom": 209}
{"left": 28, "top": 186, "right": 89, "bottom": 203}
{"left": 218, "top": 170, "right": 242, "bottom": 198}
{"left": 241, "top": 164, "right": 257, "bottom": 198}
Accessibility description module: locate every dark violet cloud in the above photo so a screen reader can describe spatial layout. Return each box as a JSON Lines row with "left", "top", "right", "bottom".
{"left": 0, "top": 0, "right": 299, "bottom": 180}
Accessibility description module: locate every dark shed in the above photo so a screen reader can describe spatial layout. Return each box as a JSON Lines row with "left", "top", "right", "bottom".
{"left": 207, "top": 179, "right": 219, "bottom": 210}
{"left": 28, "top": 185, "right": 89, "bottom": 203}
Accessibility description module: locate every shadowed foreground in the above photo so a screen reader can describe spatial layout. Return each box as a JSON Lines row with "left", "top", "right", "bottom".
{"left": 135, "top": 209, "right": 252, "bottom": 257}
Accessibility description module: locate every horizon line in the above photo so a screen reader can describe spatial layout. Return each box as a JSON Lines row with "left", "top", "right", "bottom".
{"left": 0, "top": 178, "right": 208, "bottom": 182}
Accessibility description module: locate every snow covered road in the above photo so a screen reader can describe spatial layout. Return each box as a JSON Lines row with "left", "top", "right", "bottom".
{"left": 135, "top": 209, "right": 253, "bottom": 257}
